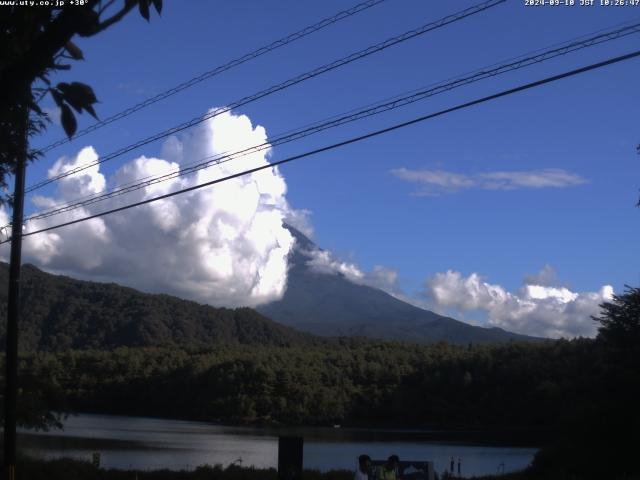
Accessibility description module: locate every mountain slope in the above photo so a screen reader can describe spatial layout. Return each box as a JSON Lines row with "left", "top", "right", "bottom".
{"left": 0, "top": 262, "right": 319, "bottom": 351}
{"left": 257, "top": 225, "right": 538, "bottom": 344}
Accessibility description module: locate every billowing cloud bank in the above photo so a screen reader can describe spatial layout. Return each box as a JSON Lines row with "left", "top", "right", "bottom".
{"left": 0, "top": 110, "right": 297, "bottom": 307}
{"left": 424, "top": 267, "right": 613, "bottom": 338}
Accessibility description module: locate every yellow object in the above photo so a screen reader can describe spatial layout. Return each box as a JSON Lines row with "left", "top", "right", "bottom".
{"left": 378, "top": 467, "right": 397, "bottom": 480}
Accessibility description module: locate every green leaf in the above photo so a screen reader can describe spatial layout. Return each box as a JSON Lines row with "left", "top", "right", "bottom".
{"left": 139, "top": 0, "right": 150, "bottom": 21}
{"left": 75, "top": 9, "right": 100, "bottom": 37}
{"left": 70, "top": 82, "right": 97, "bottom": 104}
{"left": 60, "top": 104, "right": 77, "bottom": 138}
{"left": 151, "top": 0, "right": 162, "bottom": 15}
{"left": 57, "top": 83, "right": 82, "bottom": 113}
{"left": 64, "top": 41, "right": 84, "bottom": 60}
{"left": 57, "top": 82, "right": 98, "bottom": 115}
{"left": 50, "top": 88, "right": 64, "bottom": 108}
{"left": 84, "top": 104, "right": 99, "bottom": 120}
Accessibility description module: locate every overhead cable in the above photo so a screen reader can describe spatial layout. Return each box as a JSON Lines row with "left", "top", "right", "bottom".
{"left": 25, "top": 0, "right": 507, "bottom": 194}
{"left": 22, "top": 21, "right": 640, "bottom": 223}
{"left": 3, "top": 48, "right": 638, "bottom": 244}
{"left": 35, "top": 0, "right": 389, "bottom": 154}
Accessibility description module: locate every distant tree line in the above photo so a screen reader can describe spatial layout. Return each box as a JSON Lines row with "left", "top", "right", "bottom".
{"left": 7, "top": 340, "right": 581, "bottom": 429}
{"left": 3, "top": 334, "right": 632, "bottom": 435}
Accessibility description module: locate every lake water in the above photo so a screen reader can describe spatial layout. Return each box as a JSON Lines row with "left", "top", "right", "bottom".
{"left": 20, "top": 414, "right": 537, "bottom": 477}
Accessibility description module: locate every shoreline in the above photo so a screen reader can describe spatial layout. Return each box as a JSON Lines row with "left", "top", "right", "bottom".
{"left": 15, "top": 457, "right": 529, "bottom": 480}
{"left": 27, "top": 410, "right": 547, "bottom": 447}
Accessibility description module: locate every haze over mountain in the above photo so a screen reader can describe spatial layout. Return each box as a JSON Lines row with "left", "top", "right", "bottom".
{"left": 257, "top": 225, "right": 539, "bottom": 344}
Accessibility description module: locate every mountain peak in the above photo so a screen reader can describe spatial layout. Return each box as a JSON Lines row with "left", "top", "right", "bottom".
{"left": 258, "top": 224, "right": 540, "bottom": 344}
{"left": 283, "top": 222, "right": 318, "bottom": 261}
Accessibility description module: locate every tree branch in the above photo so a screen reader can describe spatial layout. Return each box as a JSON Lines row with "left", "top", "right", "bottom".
{"left": 0, "top": 1, "right": 139, "bottom": 109}
{"left": 98, "top": 0, "right": 118, "bottom": 16}
{"left": 91, "top": 1, "right": 138, "bottom": 35}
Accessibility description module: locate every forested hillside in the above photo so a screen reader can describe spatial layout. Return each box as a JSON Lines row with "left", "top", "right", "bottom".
{"left": 0, "top": 263, "right": 319, "bottom": 351}
{"left": 12, "top": 339, "right": 594, "bottom": 431}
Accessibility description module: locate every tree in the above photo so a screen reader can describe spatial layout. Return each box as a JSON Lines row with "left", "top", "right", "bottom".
{"left": 0, "top": 0, "right": 162, "bottom": 204}
{"left": 0, "top": 3, "right": 163, "bottom": 473}
{"left": 593, "top": 285, "right": 640, "bottom": 349}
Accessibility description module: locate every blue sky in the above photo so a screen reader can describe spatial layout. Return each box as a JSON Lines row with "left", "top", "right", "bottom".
{"left": 10, "top": 0, "right": 640, "bottom": 337}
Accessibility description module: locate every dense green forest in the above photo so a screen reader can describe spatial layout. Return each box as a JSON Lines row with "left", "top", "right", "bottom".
{"left": 10, "top": 340, "right": 596, "bottom": 430}
{"left": 0, "top": 263, "right": 320, "bottom": 350}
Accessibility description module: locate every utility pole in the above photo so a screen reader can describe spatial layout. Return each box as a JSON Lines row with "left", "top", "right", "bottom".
{"left": 3, "top": 94, "right": 29, "bottom": 480}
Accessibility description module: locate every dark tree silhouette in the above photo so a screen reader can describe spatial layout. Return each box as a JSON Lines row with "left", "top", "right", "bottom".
{"left": 593, "top": 285, "right": 640, "bottom": 349}
{"left": 0, "top": 1, "right": 162, "bottom": 432}
{"left": 0, "top": 0, "right": 162, "bottom": 204}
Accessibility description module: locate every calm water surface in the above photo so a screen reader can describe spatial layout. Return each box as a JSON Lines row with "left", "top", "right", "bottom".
{"left": 20, "top": 414, "right": 537, "bottom": 476}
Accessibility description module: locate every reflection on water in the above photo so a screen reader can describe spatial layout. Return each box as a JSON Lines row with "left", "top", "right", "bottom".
{"left": 21, "top": 414, "right": 537, "bottom": 476}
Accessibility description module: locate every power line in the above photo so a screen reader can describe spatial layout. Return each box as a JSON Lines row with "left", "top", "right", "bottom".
{"left": 20, "top": 20, "right": 640, "bottom": 224}
{"left": 35, "top": 0, "right": 388, "bottom": 155}
{"left": 24, "top": 0, "right": 506, "bottom": 195}
{"left": 4, "top": 48, "right": 638, "bottom": 245}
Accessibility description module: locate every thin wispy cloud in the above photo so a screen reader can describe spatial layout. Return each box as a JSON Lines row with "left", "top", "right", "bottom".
{"left": 391, "top": 167, "right": 588, "bottom": 195}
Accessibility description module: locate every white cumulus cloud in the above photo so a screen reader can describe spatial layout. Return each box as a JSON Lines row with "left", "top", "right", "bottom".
{"left": 305, "top": 249, "right": 365, "bottom": 283}
{"left": 304, "top": 248, "right": 403, "bottom": 295}
{"left": 424, "top": 268, "right": 613, "bottom": 338}
{"left": 365, "top": 265, "right": 401, "bottom": 293}
{"left": 1, "top": 109, "right": 300, "bottom": 308}
{"left": 391, "top": 167, "right": 588, "bottom": 195}
{"left": 283, "top": 207, "right": 314, "bottom": 239}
